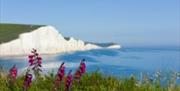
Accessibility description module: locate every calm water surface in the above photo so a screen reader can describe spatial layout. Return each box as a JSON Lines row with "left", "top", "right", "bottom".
{"left": 0, "top": 47, "right": 180, "bottom": 78}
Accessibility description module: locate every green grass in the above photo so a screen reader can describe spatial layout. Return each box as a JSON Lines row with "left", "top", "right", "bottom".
{"left": 0, "top": 71, "right": 179, "bottom": 91}
{"left": 0, "top": 23, "right": 44, "bottom": 44}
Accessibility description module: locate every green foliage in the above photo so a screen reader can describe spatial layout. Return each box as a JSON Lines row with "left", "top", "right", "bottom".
{"left": 0, "top": 23, "right": 44, "bottom": 44}
{"left": 0, "top": 71, "right": 179, "bottom": 91}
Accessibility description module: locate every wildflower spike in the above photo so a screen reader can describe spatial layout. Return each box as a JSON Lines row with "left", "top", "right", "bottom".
{"left": 65, "top": 70, "right": 73, "bottom": 91}
{"left": 23, "top": 70, "right": 33, "bottom": 91}
{"left": 54, "top": 62, "right": 65, "bottom": 91}
{"left": 8, "top": 64, "right": 18, "bottom": 84}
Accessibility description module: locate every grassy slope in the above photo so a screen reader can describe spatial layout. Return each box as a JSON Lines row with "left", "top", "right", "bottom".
{"left": 0, "top": 72, "right": 179, "bottom": 91}
{"left": 0, "top": 23, "right": 44, "bottom": 44}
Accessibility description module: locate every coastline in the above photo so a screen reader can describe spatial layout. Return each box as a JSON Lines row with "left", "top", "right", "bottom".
{"left": 0, "top": 25, "right": 121, "bottom": 57}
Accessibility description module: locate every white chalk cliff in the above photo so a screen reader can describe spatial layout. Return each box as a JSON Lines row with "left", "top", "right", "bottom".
{"left": 0, "top": 26, "right": 121, "bottom": 56}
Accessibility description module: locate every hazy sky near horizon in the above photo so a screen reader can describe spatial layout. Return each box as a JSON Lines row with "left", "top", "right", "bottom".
{"left": 0, "top": 0, "right": 179, "bottom": 47}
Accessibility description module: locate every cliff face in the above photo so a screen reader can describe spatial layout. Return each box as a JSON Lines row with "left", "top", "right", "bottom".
{"left": 0, "top": 26, "right": 120, "bottom": 56}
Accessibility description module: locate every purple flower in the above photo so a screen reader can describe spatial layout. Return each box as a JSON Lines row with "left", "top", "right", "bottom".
{"left": 28, "top": 49, "right": 42, "bottom": 76}
{"left": 28, "top": 55, "right": 34, "bottom": 66}
{"left": 74, "top": 59, "right": 86, "bottom": 82}
{"left": 8, "top": 65, "right": 18, "bottom": 84}
{"left": 23, "top": 71, "right": 32, "bottom": 91}
{"left": 74, "top": 69, "right": 82, "bottom": 80}
{"left": 9, "top": 65, "right": 17, "bottom": 79}
{"left": 65, "top": 70, "right": 73, "bottom": 91}
{"left": 57, "top": 62, "right": 65, "bottom": 81}
{"left": 80, "top": 59, "right": 86, "bottom": 74}
{"left": 54, "top": 62, "right": 65, "bottom": 90}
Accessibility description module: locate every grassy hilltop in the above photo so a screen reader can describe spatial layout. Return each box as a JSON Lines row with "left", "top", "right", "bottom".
{"left": 0, "top": 23, "right": 44, "bottom": 44}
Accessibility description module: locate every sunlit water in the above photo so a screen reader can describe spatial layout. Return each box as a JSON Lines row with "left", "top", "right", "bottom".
{"left": 0, "top": 47, "right": 180, "bottom": 81}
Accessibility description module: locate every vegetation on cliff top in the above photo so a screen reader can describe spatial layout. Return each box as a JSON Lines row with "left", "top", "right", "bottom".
{"left": 0, "top": 23, "right": 44, "bottom": 44}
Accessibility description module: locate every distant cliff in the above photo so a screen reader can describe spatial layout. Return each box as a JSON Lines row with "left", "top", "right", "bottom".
{"left": 0, "top": 24, "right": 121, "bottom": 56}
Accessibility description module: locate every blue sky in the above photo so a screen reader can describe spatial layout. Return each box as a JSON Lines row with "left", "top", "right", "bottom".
{"left": 0, "top": 0, "right": 179, "bottom": 47}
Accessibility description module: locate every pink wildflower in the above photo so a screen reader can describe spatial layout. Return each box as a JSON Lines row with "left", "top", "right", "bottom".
{"left": 54, "top": 62, "right": 65, "bottom": 90}
{"left": 74, "top": 59, "right": 86, "bottom": 82}
{"left": 74, "top": 69, "right": 82, "bottom": 80}
{"left": 57, "top": 62, "right": 65, "bottom": 81}
{"left": 37, "top": 56, "right": 42, "bottom": 67}
{"left": 31, "top": 48, "right": 37, "bottom": 53}
{"left": 28, "top": 49, "right": 42, "bottom": 76}
{"left": 65, "top": 70, "right": 73, "bottom": 91}
{"left": 8, "top": 65, "right": 18, "bottom": 84}
{"left": 23, "top": 71, "right": 33, "bottom": 91}
{"left": 80, "top": 59, "right": 86, "bottom": 74}
{"left": 28, "top": 55, "right": 34, "bottom": 66}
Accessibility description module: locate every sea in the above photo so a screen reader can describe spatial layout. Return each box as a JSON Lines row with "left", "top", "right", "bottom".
{"left": 0, "top": 47, "right": 180, "bottom": 82}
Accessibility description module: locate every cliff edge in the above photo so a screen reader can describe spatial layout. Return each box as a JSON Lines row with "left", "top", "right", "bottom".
{"left": 0, "top": 25, "right": 121, "bottom": 56}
